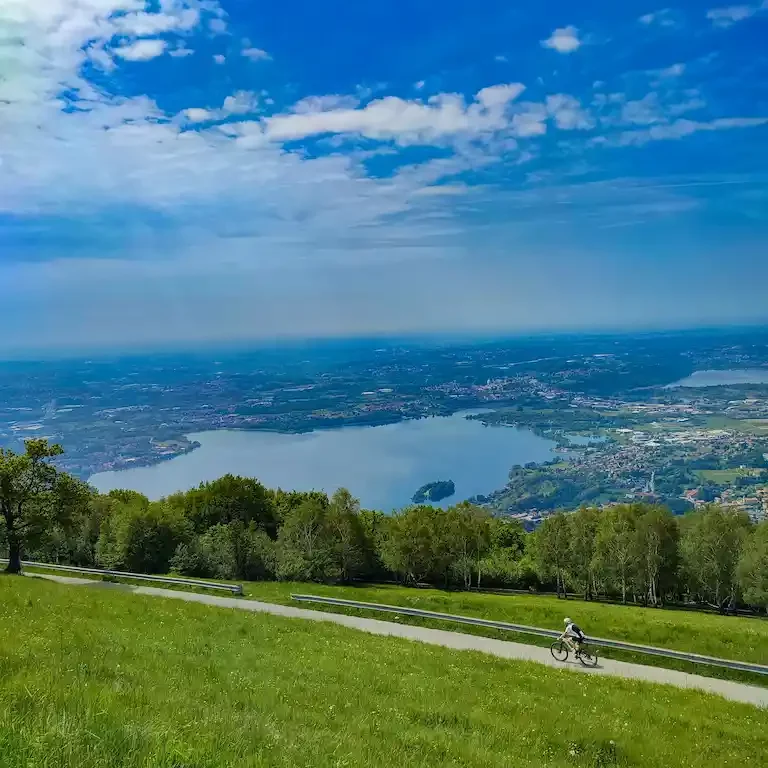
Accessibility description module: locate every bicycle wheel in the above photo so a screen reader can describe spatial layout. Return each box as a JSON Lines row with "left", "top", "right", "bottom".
{"left": 577, "top": 646, "right": 598, "bottom": 667}
{"left": 550, "top": 640, "right": 569, "bottom": 662}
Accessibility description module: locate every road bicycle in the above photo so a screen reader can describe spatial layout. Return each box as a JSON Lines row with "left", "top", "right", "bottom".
{"left": 550, "top": 638, "right": 598, "bottom": 667}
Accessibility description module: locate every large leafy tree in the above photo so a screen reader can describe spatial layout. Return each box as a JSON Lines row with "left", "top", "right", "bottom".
{"left": 632, "top": 504, "right": 679, "bottom": 606}
{"left": 592, "top": 504, "right": 641, "bottom": 603}
{"left": 738, "top": 520, "right": 768, "bottom": 611}
{"left": 443, "top": 503, "right": 492, "bottom": 589}
{"left": 1, "top": 439, "right": 89, "bottom": 574}
{"left": 174, "top": 475, "right": 277, "bottom": 537}
{"left": 380, "top": 505, "right": 443, "bottom": 585}
{"left": 681, "top": 504, "right": 751, "bottom": 607}
{"left": 535, "top": 512, "right": 571, "bottom": 597}
{"left": 275, "top": 497, "right": 338, "bottom": 582}
{"left": 96, "top": 496, "right": 190, "bottom": 574}
{"left": 326, "top": 488, "right": 366, "bottom": 583}
{"left": 568, "top": 506, "right": 600, "bottom": 600}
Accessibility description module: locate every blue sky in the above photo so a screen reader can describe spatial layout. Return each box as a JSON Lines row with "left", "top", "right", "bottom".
{"left": 1, "top": 0, "right": 767, "bottom": 353}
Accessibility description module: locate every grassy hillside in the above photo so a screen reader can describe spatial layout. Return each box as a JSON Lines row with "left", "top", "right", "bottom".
{"left": 1, "top": 576, "right": 767, "bottom": 768}
{"left": 241, "top": 581, "right": 768, "bottom": 666}
{"left": 22, "top": 565, "right": 768, "bottom": 666}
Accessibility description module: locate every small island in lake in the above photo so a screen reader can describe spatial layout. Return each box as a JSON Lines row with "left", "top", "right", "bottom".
{"left": 412, "top": 480, "right": 456, "bottom": 504}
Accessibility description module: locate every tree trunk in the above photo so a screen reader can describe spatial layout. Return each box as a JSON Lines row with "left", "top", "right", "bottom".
{"left": 6, "top": 534, "right": 22, "bottom": 574}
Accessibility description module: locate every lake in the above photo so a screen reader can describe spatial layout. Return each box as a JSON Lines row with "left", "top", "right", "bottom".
{"left": 667, "top": 369, "right": 768, "bottom": 388}
{"left": 89, "top": 411, "right": 558, "bottom": 510}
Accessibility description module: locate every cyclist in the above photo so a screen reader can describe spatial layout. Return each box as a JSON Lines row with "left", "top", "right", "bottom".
{"left": 560, "top": 617, "right": 586, "bottom": 654}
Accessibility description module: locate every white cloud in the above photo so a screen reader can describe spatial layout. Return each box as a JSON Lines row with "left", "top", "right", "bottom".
{"left": 292, "top": 94, "right": 361, "bottom": 114}
{"left": 706, "top": 4, "right": 760, "bottom": 27}
{"left": 541, "top": 26, "right": 581, "bottom": 54}
{"left": 223, "top": 91, "right": 260, "bottom": 115}
{"left": 181, "top": 92, "right": 260, "bottom": 123}
{"left": 546, "top": 94, "right": 594, "bottom": 130}
{"left": 114, "top": 38, "right": 167, "bottom": 61}
{"left": 242, "top": 47, "right": 271, "bottom": 61}
{"left": 511, "top": 104, "right": 548, "bottom": 137}
{"left": 621, "top": 93, "right": 665, "bottom": 126}
{"left": 495, "top": 54, "right": 508, "bottom": 63}
{"left": 615, "top": 116, "right": 768, "bottom": 145}
{"left": 169, "top": 47, "right": 194, "bottom": 58}
{"left": 262, "top": 85, "right": 526, "bottom": 144}
{"left": 213, "top": 54, "right": 226, "bottom": 64}
{"left": 209, "top": 18, "right": 227, "bottom": 34}
{"left": 412, "top": 185, "right": 469, "bottom": 197}
{"left": 615, "top": 89, "right": 706, "bottom": 128}
{"left": 667, "top": 91, "right": 706, "bottom": 116}
{"left": 414, "top": 80, "right": 426, "bottom": 90}
{"left": 659, "top": 63, "right": 685, "bottom": 77}
{"left": 183, "top": 107, "right": 216, "bottom": 122}
{"left": 476, "top": 83, "right": 525, "bottom": 108}
{"left": 638, "top": 8, "right": 679, "bottom": 27}
{"left": 114, "top": 8, "right": 199, "bottom": 36}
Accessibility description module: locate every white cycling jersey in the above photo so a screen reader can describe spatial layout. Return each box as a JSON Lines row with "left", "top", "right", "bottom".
{"left": 565, "top": 622, "right": 585, "bottom": 640}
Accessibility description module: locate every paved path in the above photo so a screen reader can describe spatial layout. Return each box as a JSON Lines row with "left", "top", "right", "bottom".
{"left": 36, "top": 573, "right": 768, "bottom": 709}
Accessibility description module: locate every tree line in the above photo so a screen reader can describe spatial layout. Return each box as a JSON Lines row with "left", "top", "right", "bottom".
{"left": 2, "top": 439, "right": 767, "bottom": 612}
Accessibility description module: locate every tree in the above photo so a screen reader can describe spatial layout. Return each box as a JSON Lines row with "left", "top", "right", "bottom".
{"left": 270, "top": 489, "right": 329, "bottom": 524}
{"left": 177, "top": 475, "right": 278, "bottom": 536}
{"left": 358, "top": 508, "right": 388, "bottom": 581}
{"left": 444, "top": 503, "right": 492, "bottom": 589}
{"left": 466, "top": 504, "right": 493, "bottom": 588}
{"left": 444, "top": 504, "right": 474, "bottom": 589}
{"left": 479, "top": 517, "right": 529, "bottom": 588}
{"left": 535, "top": 513, "right": 571, "bottom": 597}
{"left": 172, "top": 521, "right": 275, "bottom": 581}
{"left": 632, "top": 505, "right": 679, "bottom": 606}
{"left": 30, "top": 492, "right": 115, "bottom": 567}
{"left": 326, "top": 488, "right": 366, "bottom": 583}
{"left": 681, "top": 505, "right": 751, "bottom": 608}
{"left": 379, "top": 505, "right": 442, "bottom": 585}
{"left": 68, "top": 494, "right": 115, "bottom": 566}
{"left": 1, "top": 439, "right": 88, "bottom": 574}
{"left": 275, "top": 498, "right": 338, "bottom": 582}
{"left": 568, "top": 507, "right": 600, "bottom": 600}
{"left": 96, "top": 497, "right": 190, "bottom": 574}
{"left": 592, "top": 504, "right": 640, "bottom": 603}
{"left": 738, "top": 520, "right": 768, "bottom": 611}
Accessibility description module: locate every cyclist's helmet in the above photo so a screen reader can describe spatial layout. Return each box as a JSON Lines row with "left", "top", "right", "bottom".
{"left": 564, "top": 617, "right": 571, "bottom": 624}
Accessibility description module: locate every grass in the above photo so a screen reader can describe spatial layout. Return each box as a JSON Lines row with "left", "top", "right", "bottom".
{"left": 1, "top": 576, "right": 767, "bottom": 768}
{"left": 22, "top": 565, "right": 768, "bottom": 669}
{"left": 239, "top": 581, "right": 768, "bottom": 667}
{"left": 695, "top": 468, "right": 766, "bottom": 483}
{"left": 702, "top": 415, "right": 768, "bottom": 434}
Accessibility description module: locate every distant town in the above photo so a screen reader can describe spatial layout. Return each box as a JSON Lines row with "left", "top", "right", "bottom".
{"left": 1, "top": 329, "right": 767, "bottom": 522}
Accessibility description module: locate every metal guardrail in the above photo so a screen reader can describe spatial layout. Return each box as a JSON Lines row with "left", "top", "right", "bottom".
{"left": 291, "top": 594, "right": 768, "bottom": 677}
{"left": 3, "top": 559, "right": 244, "bottom": 596}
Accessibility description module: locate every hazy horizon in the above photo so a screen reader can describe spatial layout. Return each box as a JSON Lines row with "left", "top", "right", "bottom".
{"left": 2, "top": 321, "right": 768, "bottom": 362}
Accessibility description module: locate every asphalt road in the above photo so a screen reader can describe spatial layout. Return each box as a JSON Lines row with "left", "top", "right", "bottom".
{"left": 35, "top": 573, "right": 768, "bottom": 709}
